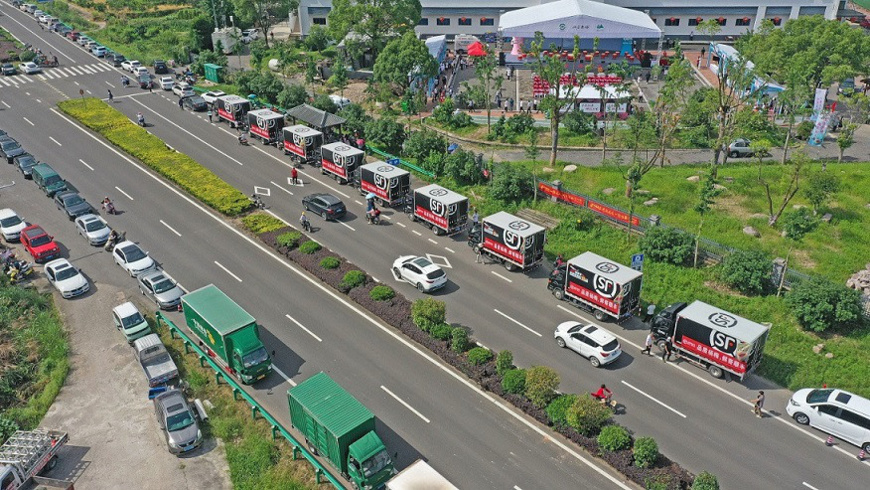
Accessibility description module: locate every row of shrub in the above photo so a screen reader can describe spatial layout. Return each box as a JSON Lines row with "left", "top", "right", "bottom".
{"left": 247, "top": 219, "right": 713, "bottom": 489}
{"left": 58, "top": 98, "right": 251, "bottom": 216}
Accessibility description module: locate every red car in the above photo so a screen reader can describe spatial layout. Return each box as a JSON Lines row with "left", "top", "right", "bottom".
{"left": 21, "top": 225, "right": 60, "bottom": 263}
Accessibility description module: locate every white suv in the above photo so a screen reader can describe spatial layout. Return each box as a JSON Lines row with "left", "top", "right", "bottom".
{"left": 787, "top": 388, "right": 870, "bottom": 452}
{"left": 554, "top": 321, "right": 622, "bottom": 367}
{"left": 112, "top": 301, "right": 151, "bottom": 344}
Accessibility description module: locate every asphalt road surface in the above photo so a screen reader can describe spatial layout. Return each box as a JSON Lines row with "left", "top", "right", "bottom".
{"left": 3, "top": 4, "right": 869, "bottom": 488}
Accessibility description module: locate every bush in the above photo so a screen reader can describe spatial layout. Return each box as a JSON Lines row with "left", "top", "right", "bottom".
{"left": 19, "top": 50, "right": 36, "bottom": 62}
{"left": 340, "top": 270, "right": 367, "bottom": 290}
{"left": 0, "top": 415, "right": 19, "bottom": 443}
{"left": 242, "top": 214, "right": 286, "bottom": 234}
{"left": 467, "top": 346, "right": 493, "bottom": 365}
{"left": 338, "top": 104, "right": 372, "bottom": 137}
{"left": 319, "top": 256, "right": 341, "bottom": 269}
{"left": 411, "top": 298, "right": 447, "bottom": 332}
{"left": 403, "top": 129, "right": 447, "bottom": 164}
{"left": 524, "top": 366, "right": 560, "bottom": 408}
{"left": 506, "top": 113, "right": 535, "bottom": 135}
{"left": 451, "top": 327, "right": 469, "bottom": 352}
{"left": 645, "top": 475, "right": 673, "bottom": 490}
{"left": 443, "top": 149, "right": 483, "bottom": 185}
{"left": 639, "top": 226, "right": 694, "bottom": 265}
{"left": 566, "top": 394, "right": 612, "bottom": 436}
{"left": 276, "top": 231, "right": 302, "bottom": 249}
{"left": 546, "top": 394, "right": 578, "bottom": 427}
{"left": 796, "top": 120, "right": 814, "bottom": 140}
{"left": 563, "top": 110, "right": 597, "bottom": 135}
{"left": 369, "top": 285, "right": 395, "bottom": 301}
{"left": 277, "top": 84, "right": 309, "bottom": 109}
{"left": 501, "top": 369, "right": 527, "bottom": 394}
{"left": 312, "top": 94, "right": 338, "bottom": 114}
{"left": 495, "top": 350, "right": 514, "bottom": 376}
{"left": 633, "top": 437, "right": 659, "bottom": 468}
{"left": 430, "top": 323, "right": 453, "bottom": 341}
{"left": 598, "top": 425, "right": 631, "bottom": 452}
{"left": 781, "top": 208, "right": 819, "bottom": 240}
{"left": 365, "top": 117, "right": 406, "bottom": 155}
{"left": 785, "top": 277, "right": 864, "bottom": 332}
{"left": 692, "top": 472, "right": 720, "bottom": 490}
{"left": 298, "top": 241, "right": 322, "bottom": 254}
{"left": 719, "top": 250, "right": 771, "bottom": 295}
{"left": 432, "top": 98, "right": 456, "bottom": 126}
{"left": 489, "top": 164, "right": 534, "bottom": 203}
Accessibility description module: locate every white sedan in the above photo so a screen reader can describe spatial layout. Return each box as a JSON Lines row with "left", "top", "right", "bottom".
{"left": 112, "top": 240, "right": 157, "bottom": 277}
{"left": 19, "top": 62, "right": 41, "bottom": 74}
{"left": 201, "top": 90, "right": 226, "bottom": 105}
{"left": 391, "top": 255, "right": 447, "bottom": 293}
{"left": 158, "top": 76, "right": 175, "bottom": 90}
{"left": 44, "top": 258, "right": 90, "bottom": 299}
{"left": 172, "top": 83, "right": 194, "bottom": 98}
{"left": 0, "top": 208, "right": 27, "bottom": 242}
{"left": 122, "top": 60, "right": 141, "bottom": 73}
{"left": 74, "top": 214, "right": 111, "bottom": 246}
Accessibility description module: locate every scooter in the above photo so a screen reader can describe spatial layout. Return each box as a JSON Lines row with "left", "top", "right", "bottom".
{"left": 102, "top": 200, "right": 116, "bottom": 215}
{"left": 250, "top": 194, "right": 265, "bottom": 210}
{"left": 238, "top": 134, "right": 249, "bottom": 146}
{"left": 365, "top": 208, "right": 381, "bottom": 225}
{"left": 591, "top": 393, "right": 622, "bottom": 414}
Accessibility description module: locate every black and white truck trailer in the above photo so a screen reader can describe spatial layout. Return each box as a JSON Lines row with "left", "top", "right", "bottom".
{"left": 246, "top": 108, "right": 284, "bottom": 144}
{"left": 467, "top": 211, "right": 546, "bottom": 271}
{"left": 404, "top": 184, "right": 468, "bottom": 236}
{"left": 214, "top": 94, "right": 251, "bottom": 128}
{"left": 353, "top": 161, "right": 411, "bottom": 206}
{"left": 320, "top": 142, "right": 365, "bottom": 184}
{"left": 548, "top": 251, "right": 643, "bottom": 321}
{"left": 281, "top": 125, "right": 323, "bottom": 165}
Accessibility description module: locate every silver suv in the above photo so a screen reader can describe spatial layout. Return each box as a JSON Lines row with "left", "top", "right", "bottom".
{"left": 728, "top": 138, "right": 754, "bottom": 158}
{"left": 154, "top": 389, "right": 202, "bottom": 455}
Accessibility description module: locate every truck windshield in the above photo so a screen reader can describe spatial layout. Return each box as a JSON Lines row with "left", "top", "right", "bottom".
{"left": 242, "top": 347, "right": 269, "bottom": 368}
{"left": 361, "top": 449, "right": 391, "bottom": 478}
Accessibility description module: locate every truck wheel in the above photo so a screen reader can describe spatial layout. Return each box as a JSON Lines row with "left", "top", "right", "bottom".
{"left": 553, "top": 289, "right": 564, "bottom": 301}
{"left": 555, "top": 337, "right": 566, "bottom": 348}
{"left": 708, "top": 365, "right": 724, "bottom": 378}
{"left": 407, "top": 212, "right": 416, "bottom": 222}
{"left": 46, "top": 455, "right": 58, "bottom": 471}
{"left": 433, "top": 226, "right": 442, "bottom": 236}
{"left": 593, "top": 309, "right": 607, "bottom": 321}
{"left": 504, "top": 261, "right": 515, "bottom": 272}
{"left": 590, "top": 356, "right": 601, "bottom": 368}
{"left": 793, "top": 412, "right": 810, "bottom": 425}
{"left": 656, "top": 340, "right": 668, "bottom": 351}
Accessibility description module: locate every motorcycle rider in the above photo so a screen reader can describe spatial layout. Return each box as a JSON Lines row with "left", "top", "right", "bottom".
{"left": 300, "top": 212, "right": 311, "bottom": 232}
{"left": 136, "top": 112, "right": 145, "bottom": 126}
{"left": 102, "top": 197, "right": 116, "bottom": 214}
{"left": 592, "top": 384, "right": 613, "bottom": 405}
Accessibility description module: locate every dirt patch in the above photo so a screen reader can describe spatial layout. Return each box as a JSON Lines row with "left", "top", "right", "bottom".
{"left": 0, "top": 40, "right": 20, "bottom": 63}
{"left": 703, "top": 280, "right": 750, "bottom": 298}
{"left": 790, "top": 248, "right": 817, "bottom": 271}
{"left": 713, "top": 193, "right": 754, "bottom": 221}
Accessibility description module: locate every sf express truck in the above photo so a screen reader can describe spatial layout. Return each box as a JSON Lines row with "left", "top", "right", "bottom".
{"left": 246, "top": 108, "right": 284, "bottom": 145}
{"left": 468, "top": 211, "right": 545, "bottom": 272}
{"left": 651, "top": 301, "right": 770, "bottom": 380}
{"left": 405, "top": 184, "right": 468, "bottom": 236}
{"left": 180, "top": 284, "right": 273, "bottom": 384}
{"left": 320, "top": 142, "right": 365, "bottom": 184}
{"left": 214, "top": 95, "right": 251, "bottom": 128}
{"left": 282, "top": 125, "right": 323, "bottom": 165}
{"left": 548, "top": 251, "right": 642, "bottom": 321}
{"left": 354, "top": 161, "right": 411, "bottom": 207}
{"left": 0, "top": 429, "right": 73, "bottom": 490}
{"left": 288, "top": 372, "right": 396, "bottom": 490}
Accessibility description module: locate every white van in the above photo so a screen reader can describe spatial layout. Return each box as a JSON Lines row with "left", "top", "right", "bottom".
{"left": 787, "top": 388, "right": 870, "bottom": 452}
{"left": 453, "top": 34, "right": 480, "bottom": 54}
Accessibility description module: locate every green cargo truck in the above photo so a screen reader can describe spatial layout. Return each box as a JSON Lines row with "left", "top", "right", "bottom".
{"left": 181, "top": 284, "right": 272, "bottom": 384}
{"left": 288, "top": 372, "right": 396, "bottom": 489}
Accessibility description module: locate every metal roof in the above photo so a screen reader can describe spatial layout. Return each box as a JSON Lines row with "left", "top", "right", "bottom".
{"left": 680, "top": 300, "right": 769, "bottom": 343}
{"left": 181, "top": 284, "right": 256, "bottom": 335}
{"left": 484, "top": 211, "right": 545, "bottom": 238}
{"left": 416, "top": 184, "right": 467, "bottom": 206}
{"left": 360, "top": 161, "right": 410, "bottom": 177}
{"left": 249, "top": 108, "right": 284, "bottom": 119}
{"left": 288, "top": 372, "right": 373, "bottom": 438}
{"left": 283, "top": 124, "right": 323, "bottom": 137}
{"left": 499, "top": 0, "right": 661, "bottom": 38}
{"left": 285, "top": 103, "right": 346, "bottom": 130}
{"left": 321, "top": 142, "right": 364, "bottom": 157}
{"left": 218, "top": 94, "right": 248, "bottom": 104}
{"left": 568, "top": 251, "right": 641, "bottom": 284}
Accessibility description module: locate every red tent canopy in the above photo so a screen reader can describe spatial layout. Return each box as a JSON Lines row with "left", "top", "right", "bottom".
{"left": 467, "top": 41, "right": 487, "bottom": 57}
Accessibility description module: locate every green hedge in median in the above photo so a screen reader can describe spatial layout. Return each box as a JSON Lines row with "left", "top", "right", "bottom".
{"left": 58, "top": 98, "right": 251, "bottom": 216}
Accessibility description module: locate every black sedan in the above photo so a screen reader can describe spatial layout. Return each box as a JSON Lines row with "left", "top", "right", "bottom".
{"left": 0, "top": 139, "right": 25, "bottom": 164}
{"left": 1, "top": 63, "right": 16, "bottom": 76}
{"left": 182, "top": 95, "right": 207, "bottom": 112}
{"left": 14, "top": 154, "right": 39, "bottom": 178}
{"left": 302, "top": 193, "right": 346, "bottom": 220}
{"left": 137, "top": 74, "right": 152, "bottom": 89}
{"left": 54, "top": 191, "right": 94, "bottom": 220}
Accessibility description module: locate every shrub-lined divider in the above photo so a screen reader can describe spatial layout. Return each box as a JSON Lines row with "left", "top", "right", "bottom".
{"left": 248, "top": 222, "right": 702, "bottom": 488}
{"left": 58, "top": 98, "right": 251, "bottom": 216}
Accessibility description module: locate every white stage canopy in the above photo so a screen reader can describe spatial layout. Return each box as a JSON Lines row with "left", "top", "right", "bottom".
{"left": 499, "top": 0, "right": 662, "bottom": 39}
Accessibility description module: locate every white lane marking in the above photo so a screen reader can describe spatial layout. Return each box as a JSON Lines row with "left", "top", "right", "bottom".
{"left": 802, "top": 483, "right": 820, "bottom": 490}
{"left": 272, "top": 365, "right": 295, "bottom": 385}
{"left": 131, "top": 97, "right": 246, "bottom": 166}
{"left": 491, "top": 271, "right": 513, "bottom": 283}
{"left": 69, "top": 66, "right": 85, "bottom": 75}
{"left": 78, "top": 65, "right": 95, "bottom": 74}
{"left": 1, "top": 101, "right": 9, "bottom": 109}
{"left": 105, "top": 80, "right": 115, "bottom": 88}
{"left": 79, "top": 159, "right": 94, "bottom": 171}
{"left": 338, "top": 221, "right": 355, "bottom": 231}
{"left": 396, "top": 222, "right": 406, "bottom": 228}
{"left": 35, "top": 99, "right": 42, "bottom": 104}
{"left": 49, "top": 137, "right": 62, "bottom": 146}
{"left": 621, "top": 380, "right": 687, "bottom": 418}
{"left": 73, "top": 80, "right": 80, "bottom": 86}
{"left": 114, "top": 186, "right": 134, "bottom": 200}
{"left": 214, "top": 261, "right": 242, "bottom": 282}
{"left": 270, "top": 181, "right": 293, "bottom": 195}
{"left": 0, "top": 79, "right": 11, "bottom": 87}
{"left": 22, "top": 117, "right": 34, "bottom": 126}
{"left": 445, "top": 247, "right": 455, "bottom": 253}
{"left": 381, "top": 386, "right": 430, "bottom": 423}
{"left": 50, "top": 107, "right": 632, "bottom": 489}
{"left": 253, "top": 186, "right": 270, "bottom": 196}
{"left": 354, "top": 200, "right": 363, "bottom": 205}
{"left": 514, "top": 486, "right": 523, "bottom": 490}
{"left": 412, "top": 230, "right": 422, "bottom": 236}
{"left": 37, "top": 73, "right": 48, "bottom": 80}
{"left": 427, "top": 238, "right": 437, "bottom": 244}
{"left": 159, "top": 220, "right": 182, "bottom": 237}
{"left": 286, "top": 314, "right": 322, "bottom": 342}
{"left": 320, "top": 181, "right": 350, "bottom": 198}
{"left": 86, "top": 90, "right": 92, "bottom": 95}
{"left": 494, "top": 309, "right": 542, "bottom": 337}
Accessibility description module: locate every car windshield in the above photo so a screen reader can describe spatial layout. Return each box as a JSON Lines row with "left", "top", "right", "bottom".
{"left": 361, "top": 449, "right": 391, "bottom": 478}
{"left": 64, "top": 195, "right": 84, "bottom": 206}
{"left": 121, "top": 312, "right": 145, "bottom": 329}
{"left": 166, "top": 407, "right": 195, "bottom": 432}
{"left": 241, "top": 347, "right": 269, "bottom": 368}
{"left": 807, "top": 389, "right": 834, "bottom": 404}
{"left": 1, "top": 141, "right": 19, "bottom": 150}
{"left": 0, "top": 216, "right": 22, "bottom": 227}
{"left": 152, "top": 277, "right": 176, "bottom": 293}
{"left": 44, "top": 175, "right": 62, "bottom": 186}
{"left": 55, "top": 266, "right": 79, "bottom": 281}
{"left": 85, "top": 220, "right": 106, "bottom": 232}
{"left": 30, "top": 235, "right": 50, "bottom": 246}
{"left": 122, "top": 246, "right": 146, "bottom": 262}
{"left": 18, "top": 156, "right": 36, "bottom": 166}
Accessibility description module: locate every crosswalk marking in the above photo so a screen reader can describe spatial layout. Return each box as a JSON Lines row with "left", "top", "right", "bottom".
{"left": 1, "top": 63, "right": 128, "bottom": 88}
{"left": 78, "top": 65, "right": 95, "bottom": 74}
{"left": 0, "top": 78, "right": 10, "bottom": 87}
{"left": 68, "top": 66, "right": 85, "bottom": 75}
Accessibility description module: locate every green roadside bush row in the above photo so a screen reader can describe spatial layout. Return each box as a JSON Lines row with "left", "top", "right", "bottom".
{"left": 58, "top": 98, "right": 251, "bottom": 216}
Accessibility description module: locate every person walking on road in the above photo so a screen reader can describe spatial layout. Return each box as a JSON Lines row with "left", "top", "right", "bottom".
{"left": 178, "top": 97, "right": 184, "bottom": 110}
{"left": 643, "top": 303, "right": 656, "bottom": 323}
{"left": 291, "top": 167, "right": 299, "bottom": 185}
{"left": 751, "top": 391, "right": 765, "bottom": 417}
{"left": 207, "top": 109, "right": 213, "bottom": 123}
{"left": 661, "top": 337, "right": 672, "bottom": 362}
{"left": 107, "top": 90, "right": 113, "bottom": 103}
{"left": 641, "top": 332, "right": 654, "bottom": 356}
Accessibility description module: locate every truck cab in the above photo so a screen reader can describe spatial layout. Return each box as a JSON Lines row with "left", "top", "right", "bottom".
{"left": 232, "top": 336, "right": 271, "bottom": 383}
{"left": 347, "top": 432, "right": 395, "bottom": 488}
{"left": 650, "top": 302, "right": 687, "bottom": 342}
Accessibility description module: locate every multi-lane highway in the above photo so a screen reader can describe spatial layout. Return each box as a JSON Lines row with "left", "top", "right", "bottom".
{"left": 3, "top": 3, "right": 868, "bottom": 488}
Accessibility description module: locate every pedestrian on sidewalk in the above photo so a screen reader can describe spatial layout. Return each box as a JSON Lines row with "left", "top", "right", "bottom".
{"left": 701, "top": 47, "right": 706, "bottom": 59}
{"left": 641, "top": 332, "right": 654, "bottom": 356}
{"left": 533, "top": 98, "right": 539, "bottom": 113}
{"left": 661, "top": 337, "right": 672, "bottom": 362}
{"left": 509, "top": 97, "right": 514, "bottom": 112}
{"left": 751, "top": 391, "right": 765, "bottom": 417}
{"left": 643, "top": 303, "right": 656, "bottom": 323}
{"left": 645, "top": 71, "right": 651, "bottom": 83}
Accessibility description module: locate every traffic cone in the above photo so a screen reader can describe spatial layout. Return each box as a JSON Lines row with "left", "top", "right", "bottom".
{"left": 826, "top": 435, "right": 834, "bottom": 447}
{"left": 858, "top": 449, "right": 866, "bottom": 461}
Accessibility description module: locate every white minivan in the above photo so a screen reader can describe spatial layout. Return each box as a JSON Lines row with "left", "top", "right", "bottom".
{"left": 786, "top": 388, "right": 870, "bottom": 452}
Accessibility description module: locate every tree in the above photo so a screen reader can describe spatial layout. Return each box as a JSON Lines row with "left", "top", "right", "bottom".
{"left": 364, "top": 117, "right": 406, "bottom": 155}
{"left": 775, "top": 69, "right": 813, "bottom": 164}
{"left": 617, "top": 110, "right": 658, "bottom": 163}
{"left": 489, "top": 164, "right": 534, "bottom": 202}
{"left": 776, "top": 207, "right": 819, "bottom": 296}
{"left": 338, "top": 103, "right": 372, "bottom": 137}
{"left": 277, "top": 84, "right": 309, "bottom": 109}
{"left": 373, "top": 31, "right": 437, "bottom": 97}
{"left": 693, "top": 171, "right": 718, "bottom": 268}
{"left": 525, "top": 130, "right": 541, "bottom": 164}
{"left": 527, "top": 32, "right": 585, "bottom": 167}
{"left": 328, "top": 63, "right": 349, "bottom": 96}
{"left": 403, "top": 129, "right": 447, "bottom": 163}
{"left": 836, "top": 123, "right": 856, "bottom": 164}
{"left": 803, "top": 172, "right": 840, "bottom": 215}
{"left": 524, "top": 366, "right": 560, "bottom": 408}
{"left": 312, "top": 94, "right": 338, "bottom": 113}
{"left": 473, "top": 46, "right": 504, "bottom": 133}
{"left": 304, "top": 24, "right": 330, "bottom": 51}
{"left": 719, "top": 250, "right": 771, "bottom": 295}
{"left": 639, "top": 226, "right": 694, "bottom": 265}
{"left": 443, "top": 149, "right": 483, "bottom": 185}
{"left": 230, "top": 0, "right": 297, "bottom": 49}
{"left": 304, "top": 54, "right": 318, "bottom": 97}
{"left": 696, "top": 19, "right": 722, "bottom": 45}
{"left": 710, "top": 53, "right": 761, "bottom": 168}
{"left": 756, "top": 143, "right": 806, "bottom": 226}
{"left": 189, "top": 14, "right": 215, "bottom": 51}
{"left": 327, "top": 0, "right": 421, "bottom": 60}
{"left": 785, "top": 277, "right": 864, "bottom": 333}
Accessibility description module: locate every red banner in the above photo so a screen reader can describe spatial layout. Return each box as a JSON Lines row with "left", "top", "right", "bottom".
{"left": 361, "top": 180, "right": 388, "bottom": 199}
{"left": 566, "top": 282, "right": 620, "bottom": 314}
{"left": 284, "top": 140, "right": 304, "bottom": 156}
{"left": 415, "top": 206, "right": 447, "bottom": 229}
{"left": 587, "top": 75, "right": 623, "bottom": 86}
{"left": 321, "top": 159, "right": 346, "bottom": 178}
{"left": 250, "top": 125, "right": 269, "bottom": 139}
{"left": 483, "top": 237, "right": 523, "bottom": 263}
{"left": 679, "top": 337, "right": 747, "bottom": 374}
{"left": 538, "top": 182, "right": 586, "bottom": 207}
{"left": 587, "top": 200, "right": 640, "bottom": 226}
{"left": 217, "top": 107, "right": 235, "bottom": 121}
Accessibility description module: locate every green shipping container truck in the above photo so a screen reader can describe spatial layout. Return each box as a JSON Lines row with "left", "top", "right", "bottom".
{"left": 181, "top": 284, "right": 272, "bottom": 384}
{"left": 288, "top": 372, "right": 396, "bottom": 489}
